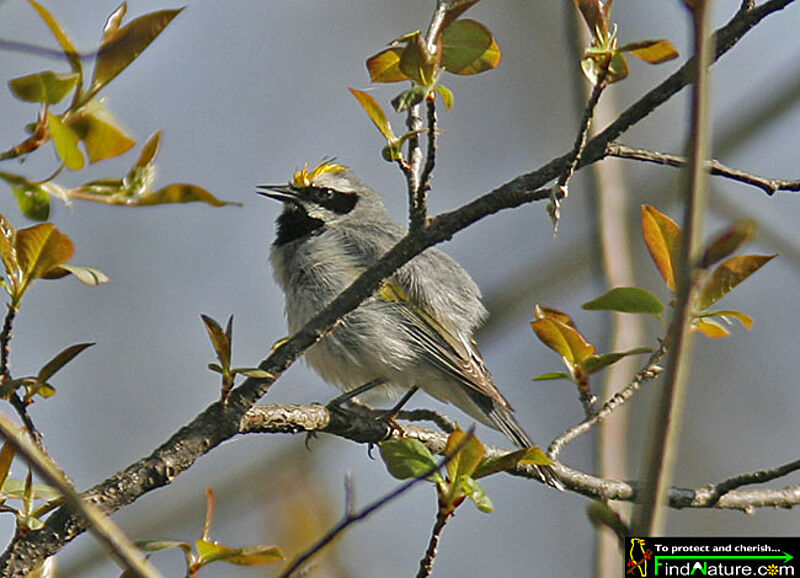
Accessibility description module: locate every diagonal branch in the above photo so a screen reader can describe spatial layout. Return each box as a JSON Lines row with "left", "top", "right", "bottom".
{"left": 0, "top": 1, "right": 795, "bottom": 574}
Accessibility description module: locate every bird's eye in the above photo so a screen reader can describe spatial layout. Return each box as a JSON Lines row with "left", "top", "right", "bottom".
{"left": 318, "top": 188, "right": 334, "bottom": 200}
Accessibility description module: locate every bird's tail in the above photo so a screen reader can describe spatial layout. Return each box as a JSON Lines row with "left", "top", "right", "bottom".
{"left": 489, "top": 406, "right": 564, "bottom": 491}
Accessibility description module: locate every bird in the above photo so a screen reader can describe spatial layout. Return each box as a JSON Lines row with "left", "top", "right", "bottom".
{"left": 259, "top": 160, "right": 561, "bottom": 489}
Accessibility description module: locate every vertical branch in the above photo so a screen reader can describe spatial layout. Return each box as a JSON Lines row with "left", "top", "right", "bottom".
{"left": 412, "top": 98, "right": 439, "bottom": 230}
{"left": 0, "top": 305, "right": 40, "bottom": 444}
{"left": 406, "top": 0, "right": 450, "bottom": 230}
{"left": 632, "top": 0, "right": 714, "bottom": 536}
{"left": 416, "top": 509, "right": 452, "bottom": 578}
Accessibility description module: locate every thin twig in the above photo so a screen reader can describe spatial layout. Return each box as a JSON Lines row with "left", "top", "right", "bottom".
{"left": 277, "top": 429, "right": 474, "bottom": 578}
{"left": 0, "top": 415, "right": 162, "bottom": 578}
{"left": 632, "top": 1, "right": 714, "bottom": 537}
{"left": 605, "top": 143, "right": 800, "bottom": 195}
{"left": 697, "top": 458, "right": 800, "bottom": 506}
{"left": 549, "top": 344, "right": 667, "bottom": 460}
{"left": 549, "top": 80, "right": 606, "bottom": 230}
{"left": 416, "top": 509, "right": 452, "bottom": 578}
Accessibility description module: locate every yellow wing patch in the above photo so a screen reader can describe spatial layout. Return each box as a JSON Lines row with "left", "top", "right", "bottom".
{"left": 291, "top": 161, "right": 347, "bottom": 188}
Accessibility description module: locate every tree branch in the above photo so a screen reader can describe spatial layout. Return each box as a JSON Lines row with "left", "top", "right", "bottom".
{"left": 605, "top": 143, "right": 800, "bottom": 195}
{"left": 0, "top": 1, "right": 795, "bottom": 574}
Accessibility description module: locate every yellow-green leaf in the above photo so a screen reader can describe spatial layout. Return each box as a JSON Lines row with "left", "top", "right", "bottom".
{"left": 15, "top": 223, "right": 74, "bottom": 285}
{"left": 532, "top": 372, "right": 571, "bottom": 382}
{"left": 134, "top": 131, "right": 161, "bottom": 168}
{"left": 366, "top": 47, "right": 408, "bottom": 83}
{"left": 201, "top": 314, "right": 231, "bottom": 368}
{"left": 8, "top": 71, "right": 79, "bottom": 104}
{"left": 47, "top": 114, "right": 85, "bottom": 170}
{"left": 214, "top": 544, "right": 285, "bottom": 566}
{"left": 701, "top": 310, "right": 753, "bottom": 331}
{"left": 531, "top": 318, "right": 595, "bottom": 364}
{"left": 42, "top": 264, "right": 109, "bottom": 286}
{"left": 435, "top": 84, "right": 454, "bottom": 110}
{"left": 399, "top": 32, "right": 436, "bottom": 86}
{"left": 606, "top": 51, "right": 629, "bottom": 83}
{"left": 622, "top": 39, "right": 679, "bottom": 64}
{"left": 473, "top": 445, "right": 550, "bottom": 479}
{"left": 441, "top": 19, "right": 501, "bottom": 75}
{"left": 463, "top": 477, "right": 493, "bottom": 513}
{"left": 573, "top": 0, "right": 611, "bottom": 38}
{"left": 582, "top": 287, "right": 664, "bottom": 315}
{"left": 91, "top": 8, "right": 184, "bottom": 94}
{"left": 68, "top": 99, "right": 136, "bottom": 163}
{"left": 37, "top": 342, "right": 94, "bottom": 383}
{"left": 445, "top": 429, "right": 485, "bottom": 485}
{"left": 693, "top": 317, "right": 730, "bottom": 339}
{"left": 0, "top": 442, "right": 15, "bottom": 488}
{"left": 26, "top": 0, "right": 82, "bottom": 75}
{"left": 102, "top": 3, "right": 128, "bottom": 41}
{"left": 534, "top": 304, "right": 577, "bottom": 328}
{"left": 696, "top": 254, "right": 776, "bottom": 310}
{"left": 0, "top": 213, "right": 17, "bottom": 278}
{"left": 700, "top": 219, "right": 758, "bottom": 269}
{"left": 135, "top": 183, "right": 238, "bottom": 207}
{"left": 642, "top": 205, "right": 682, "bottom": 291}
{"left": 12, "top": 185, "right": 50, "bottom": 222}
{"left": 349, "top": 88, "right": 395, "bottom": 142}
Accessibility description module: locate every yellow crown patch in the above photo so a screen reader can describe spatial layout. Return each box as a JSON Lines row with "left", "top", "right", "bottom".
{"left": 291, "top": 161, "right": 346, "bottom": 188}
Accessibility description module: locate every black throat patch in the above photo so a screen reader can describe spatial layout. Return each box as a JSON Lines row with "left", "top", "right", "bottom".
{"left": 274, "top": 205, "right": 324, "bottom": 246}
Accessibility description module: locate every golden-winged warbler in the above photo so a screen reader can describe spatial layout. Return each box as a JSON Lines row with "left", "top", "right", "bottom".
{"left": 259, "top": 161, "right": 560, "bottom": 489}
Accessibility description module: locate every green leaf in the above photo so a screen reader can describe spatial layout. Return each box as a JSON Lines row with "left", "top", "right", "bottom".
{"left": 642, "top": 205, "right": 682, "bottom": 291}
{"left": 532, "top": 372, "right": 571, "bottom": 382}
{"left": 8, "top": 71, "right": 79, "bottom": 104}
{"left": 47, "top": 114, "right": 85, "bottom": 170}
{"left": 582, "top": 287, "right": 664, "bottom": 315}
{"left": 91, "top": 7, "right": 184, "bottom": 94}
{"left": 0, "top": 442, "right": 15, "bottom": 489}
{"left": 0, "top": 478, "right": 61, "bottom": 501}
{"left": 621, "top": 39, "right": 679, "bottom": 64}
{"left": 435, "top": 84, "right": 454, "bottom": 110}
{"left": 473, "top": 446, "right": 550, "bottom": 479}
{"left": 696, "top": 254, "right": 776, "bottom": 310}
{"left": 42, "top": 264, "right": 110, "bottom": 286}
{"left": 366, "top": 47, "right": 408, "bottom": 83}
{"left": 15, "top": 223, "right": 74, "bottom": 288}
{"left": 134, "top": 131, "right": 161, "bottom": 169}
{"left": 379, "top": 439, "right": 443, "bottom": 483}
{"left": 463, "top": 477, "right": 493, "bottom": 513}
{"left": 37, "top": 342, "right": 94, "bottom": 383}
{"left": 201, "top": 315, "right": 231, "bottom": 368}
{"left": 700, "top": 220, "right": 758, "bottom": 269}
{"left": 135, "top": 183, "right": 239, "bottom": 207}
{"left": 391, "top": 86, "right": 429, "bottom": 112}
{"left": 531, "top": 318, "right": 595, "bottom": 364}
{"left": 68, "top": 99, "right": 136, "bottom": 163}
{"left": 12, "top": 185, "right": 50, "bottom": 222}
{"left": 580, "top": 347, "right": 652, "bottom": 374}
{"left": 441, "top": 19, "right": 501, "bottom": 75}
{"left": 349, "top": 88, "right": 395, "bottom": 142}
{"left": 26, "top": 0, "right": 82, "bottom": 75}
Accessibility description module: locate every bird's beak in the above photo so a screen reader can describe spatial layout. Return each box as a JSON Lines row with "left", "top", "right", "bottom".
{"left": 256, "top": 185, "right": 298, "bottom": 203}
